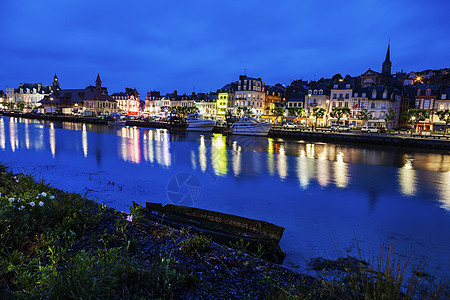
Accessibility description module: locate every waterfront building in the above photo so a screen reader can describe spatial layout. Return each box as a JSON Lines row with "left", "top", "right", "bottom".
{"left": 350, "top": 85, "right": 404, "bottom": 129}
{"left": 144, "top": 91, "right": 162, "bottom": 115}
{"left": 414, "top": 84, "right": 440, "bottom": 131}
{"left": 5, "top": 74, "right": 58, "bottom": 109}
{"left": 305, "top": 84, "right": 330, "bottom": 125}
{"left": 0, "top": 90, "right": 5, "bottom": 109}
{"left": 40, "top": 74, "right": 118, "bottom": 116}
{"left": 329, "top": 81, "right": 354, "bottom": 125}
{"left": 217, "top": 83, "right": 236, "bottom": 116}
{"left": 264, "top": 85, "right": 285, "bottom": 115}
{"left": 433, "top": 85, "right": 450, "bottom": 131}
{"left": 234, "top": 75, "right": 265, "bottom": 115}
{"left": 195, "top": 93, "right": 216, "bottom": 118}
{"left": 111, "top": 88, "right": 142, "bottom": 116}
{"left": 216, "top": 92, "right": 230, "bottom": 119}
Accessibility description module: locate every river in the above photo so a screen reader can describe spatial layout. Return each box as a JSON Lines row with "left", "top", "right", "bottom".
{"left": 1, "top": 116, "right": 450, "bottom": 280}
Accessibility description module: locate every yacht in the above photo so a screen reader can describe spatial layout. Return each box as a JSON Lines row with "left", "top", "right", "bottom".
{"left": 230, "top": 116, "right": 272, "bottom": 136}
{"left": 186, "top": 114, "right": 216, "bottom": 132}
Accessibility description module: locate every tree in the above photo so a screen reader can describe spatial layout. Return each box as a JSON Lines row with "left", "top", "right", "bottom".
{"left": 271, "top": 107, "right": 285, "bottom": 124}
{"left": 332, "top": 73, "right": 343, "bottom": 82}
{"left": 17, "top": 102, "right": 25, "bottom": 111}
{"left": 357, "top": 108, "right": 372, "bottom": 127}
{"left": 402, "top": 109, "right": 428, "bottom": 135}
{"left": 237, "top": 106, "right": 252, "bottom": 116}
{"left": 330, "top": 107, "right": 351, "bottom": 125}
{"left": 436, "top": 109, "right": 450, "bottom": 135}
{"left": 287, "top": 107, "right": 305, "bottom": 118}
{"left": 312, "top": 107, "right": 325, "bottom": 129}
{"left": 383, "top": 109, "right": 397, "bottom": 129}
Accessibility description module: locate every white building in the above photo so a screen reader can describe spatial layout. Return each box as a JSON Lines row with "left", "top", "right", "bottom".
{"left": 234, "top": 75, "right": 265, "bottom": 115}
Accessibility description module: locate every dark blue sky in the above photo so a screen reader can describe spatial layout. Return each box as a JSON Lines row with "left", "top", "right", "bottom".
{"left": 1, "top": 0, "right": 449, "bottom": 95}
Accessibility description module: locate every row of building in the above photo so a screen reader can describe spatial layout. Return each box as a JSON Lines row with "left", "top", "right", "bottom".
{"left": 1, "top": 44, "right": 449, "bottom": 130}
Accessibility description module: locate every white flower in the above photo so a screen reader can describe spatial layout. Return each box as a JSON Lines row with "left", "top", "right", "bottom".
{"left": 13, "top": 176, "right": 17, "bottom": 179}
{"left": 9, "top": 198, "right": 14, "bottom": 202}
{"left": 126, "top": 215, "right": 133, "bottom": 222}
{"left": 18, "top": 205, "right": 25, "bottom": 211}
{"left": 41, "top": 192, "right": 47, "bottom": 197}
{"left": 15, "top": 180, "right": 19, "bottom": 183}
{"left": 48, "top": 195, "right": 55, "bottom": 200}
{"left": 39, "top": 201, "right": 44, "bottom": 207}
{"left": 29, "top": 202, "right": 35, "bottom": 207}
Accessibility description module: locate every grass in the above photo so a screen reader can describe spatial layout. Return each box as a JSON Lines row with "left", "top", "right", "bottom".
{"left": 0, "top": 164, "right": 196, "bottom": 298}
{"left": 1, "top": 162, "right": 449, "bottom": 299}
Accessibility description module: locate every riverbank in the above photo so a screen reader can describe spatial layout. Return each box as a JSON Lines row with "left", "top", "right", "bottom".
{"left": 1, "top": 164, "right": 448, "bottom": 299}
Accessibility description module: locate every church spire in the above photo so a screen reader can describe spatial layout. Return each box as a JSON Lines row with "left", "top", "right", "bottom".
{"left": 95, "top": 73, "right": 102, "bottom": 89}
{"left": 382, "top": 42, "right": 392, "bottom": 76}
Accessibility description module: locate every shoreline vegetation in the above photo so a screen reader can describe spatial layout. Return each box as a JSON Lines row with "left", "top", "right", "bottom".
{"left": 0, "top": 163, "right": 449, "bottom": 299}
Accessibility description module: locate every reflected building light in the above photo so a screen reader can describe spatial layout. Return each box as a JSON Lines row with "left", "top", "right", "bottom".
{"left": 25, "top": 122, "right": 30, "bottom": 149}
{"left": 439, "top": 171, "right": 450, "bottom": 211}
{"left": 162, "top": 134, "right": 171, "bottom": 167}
{"left": 9, "top": 118, "right": 18, "bottom": 152}
{"left": 211, "top": 134, "right": 227, "bottom": 176}
{"left": 334, "top": 152, "right": 349, "bottom": 188}
{"left": 191, "top": 150, "right": 197, "bottom": 169}
{"left": 316, "top": 147, "right": 330, "bottom": 187}
{"left": 199, "top": 135, "right": 207, "bottom": 172}
{"left": 49, "top": 122, "right": 56, "bottom": 158}
{"left": 232, "top": 141, "right": 242, "bottom": 177}
{"left": 82, "top": 124, "right": 88, "bottom": 158}
{"left": 305, "top": 143, "right": 315, "bottom": 158}
{"left": 297, "top": 149, "right": 314, "bottom": 189}
{"left": 132, "top": 128, "right": 141, "bottom": 164}
{"left": 398, "top": 158, "right": 417, "bottom": 196}
{"left": 277, "top": 144, "right": 287, "bottom": 180}
{"left": 267, "top": 138, "right": 275, "bottom": 175}
{"left": 0, "top": 119, "right": 5, "bottom": 150}
{"left": 143, "top": 130, "right": 155, "bottom": 163}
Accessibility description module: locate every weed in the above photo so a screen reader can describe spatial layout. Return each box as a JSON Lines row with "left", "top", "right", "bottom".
{"left": 180, "top": 233, "right": 211, "bottom": 256}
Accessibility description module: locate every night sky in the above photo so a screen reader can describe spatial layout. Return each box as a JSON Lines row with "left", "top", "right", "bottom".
{"left": 1, "top": 0, "right": 449, "bottom": 95}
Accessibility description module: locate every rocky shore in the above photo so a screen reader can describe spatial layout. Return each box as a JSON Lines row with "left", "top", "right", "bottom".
{"left": 0, "top": 164, "right": 448, "bottom": 299}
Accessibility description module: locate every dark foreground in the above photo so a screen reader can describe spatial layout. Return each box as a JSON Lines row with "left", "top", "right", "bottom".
{"left": 0, "top": 164, "right": 448, "bottom": 299}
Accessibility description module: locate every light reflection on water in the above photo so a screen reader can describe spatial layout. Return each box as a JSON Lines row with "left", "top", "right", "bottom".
{"left": 1, "top": 116, "right": 450, "bottom": 279}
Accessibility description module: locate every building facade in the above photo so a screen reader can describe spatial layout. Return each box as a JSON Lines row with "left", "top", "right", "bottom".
{"left": 234, "top": 75, "right": 265, "bottom": 115}
{"left": 111, "top": 88, "right": 142, "bottom": 116}
{"left": 6, "top": 74, "right": 59, "bottom": 109}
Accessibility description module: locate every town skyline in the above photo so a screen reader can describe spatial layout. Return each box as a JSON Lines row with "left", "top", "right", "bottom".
{"left": 1, "top": 0, "right": 449, "bottom": 94}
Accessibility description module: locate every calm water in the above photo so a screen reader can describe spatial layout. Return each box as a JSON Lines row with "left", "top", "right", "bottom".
{"left": 1, "top": 116, "right": 450, "bottom": 279}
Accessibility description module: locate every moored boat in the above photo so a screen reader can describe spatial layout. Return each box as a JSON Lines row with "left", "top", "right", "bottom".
{"left": 230, "top": 116, "right": 272, "bottom": 136}
{"left": 186, "top": 114, "right": 216, "bottom": 132}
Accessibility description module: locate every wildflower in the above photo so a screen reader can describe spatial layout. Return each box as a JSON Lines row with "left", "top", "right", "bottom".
{"left": 126, "top": 215, "right": 133, "bottom": 222}
{"left": 13, "top": 176, "right": 17, "bottom": 179}
{"left": 18, "top": 205, "right": 25, "bottom": 211}
{"left": 9, "top": 198, "right": 14, "bottom": 203}
{"left": 30, "top": 202, "right": 35, "bottom": 207}
{"left": 15, "top": 180, "right": 19, "bottom": 183}
{"left": 48, "top": 195, "right": 55, "bottom": 200}
{"left": 41, "top": 192, "right": 47, "bottom": 197}
{"left": 39, "top": 201, "right": 44, "bottom": 207}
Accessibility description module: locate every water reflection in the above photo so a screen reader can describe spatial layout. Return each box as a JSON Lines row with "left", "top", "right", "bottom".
{"left": 82, "top": 124, "right": 88, "bottom": 158}
{"left": 1, "top": 116, "right": 450, "bottom": 211}
{"left": 398, "top": 156, "right": 417, "bottom": 196}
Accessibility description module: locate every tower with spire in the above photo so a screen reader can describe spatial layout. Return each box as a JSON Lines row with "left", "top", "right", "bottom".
{"left": 52, "top": 74, "right": 60, "bottom": 90}
{"left": 95, "top": 73, "right": 102, "bottom": 89}
{"left": 382, "top": 43, "right": 391, "bottom": 76}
